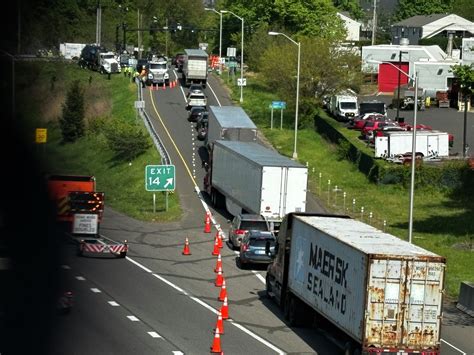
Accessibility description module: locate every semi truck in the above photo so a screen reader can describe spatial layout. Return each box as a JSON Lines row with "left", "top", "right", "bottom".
{"left": 265, "top": 213, "right": 445, "bottom": 354}
{"left": 146, "top": 56, "right": 170, "bottom": 86}
{"left": 374, "top": 130, "right": 449, "bottom": 159}
{"left": 182, "top": 49, "right": 208, "bottom": 87}
{"left": 205, "top": 106, "right": 257, "bottom": 150}
{"left": 47, "top": 175, "right": 128, "bottom": 258}
{"left": 329, "top": 90, "right": 359, "bottom": 122}
{"left": 78, "top": 44, "right": 121, "bottom": 74}
{"left": 204, "top": 141, "right": 307, "bottom": 220}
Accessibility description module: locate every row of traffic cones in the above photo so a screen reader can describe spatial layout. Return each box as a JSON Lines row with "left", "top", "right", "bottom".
{"left": 150, "top": 80, "right": 178, "bottom": 91}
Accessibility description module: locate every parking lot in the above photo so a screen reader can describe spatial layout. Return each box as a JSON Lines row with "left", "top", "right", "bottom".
{"left": 361, "top": 94, "right": 474, "bottom": 157}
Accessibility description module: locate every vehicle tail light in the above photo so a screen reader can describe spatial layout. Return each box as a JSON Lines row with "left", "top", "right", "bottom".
{"left": 241, "top": 244, "right": 248, "bottom": 252}
{"left": 234, "top": 229, "right": 246, "bottom": 235}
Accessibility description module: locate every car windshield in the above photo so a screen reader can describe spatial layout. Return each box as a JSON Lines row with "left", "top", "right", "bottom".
{"left": 340, "top": 102, "right": 356, "bottom": 109}
{"left": 360, "top": 103, "right": 385, "bottom": 114}
{"left": 240, "top": 221, "right": 268, "bottom": 230}
{"left": 149, "top": 63, "right": 166, "bottom": 69}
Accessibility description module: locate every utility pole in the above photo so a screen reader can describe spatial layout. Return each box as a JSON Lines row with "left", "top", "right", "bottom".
{"left": 17, "top": 0, "right": 21, "bottom": 54}
{"left": 371, "top": 0, "right": 377, "bottom": 45}
{"left": 96, "top": 1, "right": 102, "bottom": 46}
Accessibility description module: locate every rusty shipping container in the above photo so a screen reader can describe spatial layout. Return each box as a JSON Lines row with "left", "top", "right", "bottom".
{"left": 279, "top": 214, "right": 445, "bottom": 353}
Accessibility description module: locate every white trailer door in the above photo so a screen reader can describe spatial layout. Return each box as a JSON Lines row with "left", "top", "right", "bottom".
{"left": 427, "top": 134, "right": 439, "bottom": 155}
{"left": 260, "top": 167, "right": 284, "bottom": 219}
{"left": 375, "top": 137, "right": 388, "bottom": 158}
{"left": 283, "top": 167, "right": 307, "bottom": 216}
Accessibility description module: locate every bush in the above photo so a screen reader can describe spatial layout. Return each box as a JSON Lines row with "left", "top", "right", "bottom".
{"left": 59, "top": 80, "right": 85, "bottom": 143}
{"left": 104, "top": 120, "right": 152, "bottom": 162}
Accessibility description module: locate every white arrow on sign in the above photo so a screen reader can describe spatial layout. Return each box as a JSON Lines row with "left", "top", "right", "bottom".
{"left": 164, "top": 178, "right": 174, "bottom": 188}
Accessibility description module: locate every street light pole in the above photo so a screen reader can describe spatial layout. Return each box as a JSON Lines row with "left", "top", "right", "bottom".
{"left": 368, "top": 59, "right": 417, "bottom": 243}
{"left": 221, "top": 10, "right": 244, "bottom": 102}
{"left": 268, "top": 31, "right": 301, "bottom": 159}
{"left": 395, "top": 51, "right": 408, "bottom": 121}
{"left": 204, "top": 8, "right": 223, "bottom": 74}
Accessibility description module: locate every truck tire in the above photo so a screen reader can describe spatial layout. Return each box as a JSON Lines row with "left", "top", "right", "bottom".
{"left": 119, "top": 251, "right": 127, "bottom": 258}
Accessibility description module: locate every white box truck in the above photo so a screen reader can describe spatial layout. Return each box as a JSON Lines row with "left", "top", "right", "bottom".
{"left": 204, "top": 141, "right": 307, "bottom": 220}
{"left": 375, "top": 130, "right": 449, "bottom": 159}
{"left": 182, "top": 49, "right": 208, "bottom": 87}
{"left": 205, "top": 106, "right": 257, "bottom": 150}
{"left": 266, "top": 213, "right": 445, "bottom": 354}
{"left": 329, "top": 90, "right": 359, "bottom": 122}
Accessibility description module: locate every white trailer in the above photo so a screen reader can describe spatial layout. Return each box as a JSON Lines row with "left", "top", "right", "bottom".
{"left": 266, "top": 213, "right": 445, "bottom": 354}
{"left": 59, "top": 43, "right": 86, "bottom": 60}
{"left": 375, "top": 130, "right": 449, "bottom": 158}
{"left": 206, "top": 106, "right": 257, "bottom": 150}
{"left": 183, "top": 49, "right": 208, "bottom": 87}
{"left": 329, "top": 90, "right": 358, "bottom": 121}
{"left": 205, "top": 141, "right": 307, "bottom": 220}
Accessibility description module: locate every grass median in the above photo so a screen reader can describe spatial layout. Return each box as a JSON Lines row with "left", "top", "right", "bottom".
{"left": 17, "top": 61, "right": 181, "bottom": 222}
{"left": 221, "top": 70, "right": 473, "bottom": 298}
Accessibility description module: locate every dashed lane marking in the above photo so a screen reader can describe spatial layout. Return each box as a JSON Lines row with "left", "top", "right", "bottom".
{"left": 127, "top": 315, "right": 140, "bottom": 322}
{"left": 108, "top": 301, "right": 120, "bottom": 307}
{"left": 75, "top": 276, "right": 86, "bottom": 281}
{"left": 148, "top": 331, "right": 162, "bottom": 338}
{"left": 90, "top": 288, "right": 101, "bottom": 293}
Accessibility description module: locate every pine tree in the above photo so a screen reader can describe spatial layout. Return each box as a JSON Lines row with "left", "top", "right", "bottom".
{"left": 59, "top": 80, "right": 85, "bottom": 143}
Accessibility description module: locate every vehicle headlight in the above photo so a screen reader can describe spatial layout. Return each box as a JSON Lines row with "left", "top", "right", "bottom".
{"left": 148, "top": 74, "right": 153, "bottom": 79}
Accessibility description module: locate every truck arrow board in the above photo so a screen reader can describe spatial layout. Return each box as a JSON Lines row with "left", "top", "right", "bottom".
{"left": 145, "top": 165, "right": 175, "bottom": 191}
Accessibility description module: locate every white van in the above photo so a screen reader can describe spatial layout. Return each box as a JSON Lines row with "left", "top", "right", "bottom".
{"left": 329, "top": 90, "right": 358, "bottom": 121}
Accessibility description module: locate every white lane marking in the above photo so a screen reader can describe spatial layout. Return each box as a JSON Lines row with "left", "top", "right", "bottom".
{"left": 207, "top": 81, "right": 222, "bottom": 107}
{"left": 172, "top": 352, "right": 184, "bottom": 355}
{"left": 127, "top": 315, "right": 140, "bottom": 322}
{"left": 61, "top": 265, "right": 70, "bottom": 269}
{"left": 441, "top": 339, "right": 466, "bottom": 354}
{"left": 126, "top": 256, "right": 153, "bottom": 273}
{"left": 125, "top": 257, "right": 285, "bottom": 354}
{"left": 253, "top": 271, "right": 266, "bottom": 284}
{"left": 152, "top": 273, "right": 188, "bottom": 295}
{"left": 230, "top": 321, "right": 286, "bottom": 355}
{"left": 148, "top": 331, "right": 162, "bottom": 338}
{"left": 76, "top": 276, "right": 86, "bottom": 281}
{"left": 108, "top": 301, "right": 120, "bottom": 307}
{"left": 90, "top": 288, "right": 101, "bottom": 293}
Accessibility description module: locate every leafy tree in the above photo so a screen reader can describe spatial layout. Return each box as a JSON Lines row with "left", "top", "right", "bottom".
{"left": 333, "top": 0, "right": 364, "bottom": 20}
{"left": 260, "top": 36, "right": 362, "bottom": 127}
{"left": 59, "top": 80, "right": 85, "bottom": 143}
{"left": 451, "top": 0, "right": 474, "bottom": 21}
{"left": 104, "top": 120, "right": 152, "bottom": 162}
{"left": 452, "top": 64, "right": 474, "bottom": 96}
{"left": 394, "top": 0, "right": 452, "bottom": 21}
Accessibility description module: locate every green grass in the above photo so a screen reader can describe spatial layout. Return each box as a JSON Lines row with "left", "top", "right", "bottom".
{"left": 222, "top": 71, "right": 473, "bottom": 298}
{"left": 17, "top": 61, "right": 181, "bottom": 222}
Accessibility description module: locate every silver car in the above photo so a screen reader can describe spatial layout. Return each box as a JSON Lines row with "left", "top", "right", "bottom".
{"left": 228, "top": 214, "right": 269, "bottom": 249}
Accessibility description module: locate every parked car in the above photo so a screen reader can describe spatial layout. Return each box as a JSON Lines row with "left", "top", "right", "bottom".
{"left": 369, "top": 125, "right": 407, "bottom": 145}
{"left": 361, "top": 121, "right": 400, "bottom": 140}
{"left": 352, "top": 114, "right": 386, "bottom": 130}
{"left": 186, "top": 92, "right": 207, "bottom": 110}
{"left": 188, "top": 106, "right": 207, "bottom": 122}
{"left": 228, "top": 214, "right": 269, "bottom": 250}
{"left": 237, "top": 230, "right": 276, "bottom": 269}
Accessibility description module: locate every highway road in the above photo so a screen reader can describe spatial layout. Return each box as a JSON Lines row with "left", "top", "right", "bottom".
{"left": 25, "top": 68, "right": 473, "bottom": 355}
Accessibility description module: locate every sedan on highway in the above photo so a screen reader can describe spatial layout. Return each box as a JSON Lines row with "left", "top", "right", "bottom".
{"left": 237, "top": 230, "right": 276, "bottom": 269}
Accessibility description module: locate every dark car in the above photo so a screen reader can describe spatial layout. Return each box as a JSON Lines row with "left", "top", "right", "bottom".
{"left": 228, "top": 214, "right": 269, "bottom": 249}
{"left": 237, "top": 230, "right": 276, "bottom": 268}
{"left": 188, "top": 107, "right": 207, "bottom": 122}
{"left": 195, "top": 113, "right": 209, "bottom": 141}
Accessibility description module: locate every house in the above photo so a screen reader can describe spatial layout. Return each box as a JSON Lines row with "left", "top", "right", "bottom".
{"left": 361, "top": 44, "right": 459, "bottom": 96}
{"left": 391, "top": 14, "right": 474, "bottom": 45}
{"left": 337, "top": 12, "right": 361, "bottom": 42}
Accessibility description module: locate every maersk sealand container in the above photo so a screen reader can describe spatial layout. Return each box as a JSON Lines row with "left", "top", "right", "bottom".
{"left": 266, "top": 213, "right": 445, "bottom": 354}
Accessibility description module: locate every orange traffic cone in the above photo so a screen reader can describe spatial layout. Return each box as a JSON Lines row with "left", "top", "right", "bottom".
{"left": 204, "top": 213, "right": 211, "bottom": 233}
{"left": 182, "top": 238, "right": 191, "bottom": 255}
{"left": 214, "top": 254, "right": 222, "bottom": 273}
{"left": 210, "top": 327, "right": 222, "bottom": 353}
{"left": 215, "top": 310, "right": 224, "bottom": 334}
{"left": 216, "top": 231, "right": 223, "bottom": 249}
{"left": 162, "top": 83, "right": 166, "bottom": 90}
{"left": 220, "top": 296, "right": 229, "bottom": 319}
{"left": 211, "top": 238, "right": 220, "bottom": 256}
{"left": 215, "top": 269, "right": 224, "bottom": 287}
{"left": 218, "top": 279, "right": 227, "bottom": 302}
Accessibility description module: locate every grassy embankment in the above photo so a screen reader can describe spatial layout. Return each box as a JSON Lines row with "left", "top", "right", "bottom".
{"left": 17, "top": 61, "right": 181, "bottom": 222}
{"left": 222, "top": 71, "right": 473, "bottom": 298}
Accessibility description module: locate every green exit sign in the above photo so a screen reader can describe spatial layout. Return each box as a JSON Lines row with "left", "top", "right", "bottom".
{"left": 145, "top": 165, "right": 175, "bottom": 191}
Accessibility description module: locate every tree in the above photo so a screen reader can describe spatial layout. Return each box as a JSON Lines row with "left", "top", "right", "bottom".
{"left": 59, "top": 80, "right": 85, "bottom": 143}
{"left": 451, "top": 0, "right": 474, "bottom": 21}
{"left": 333, "top": 0, "right": 364, "bottom": 20}
{"left": 394, "top": 0, "right": 452, "bottom": 21}
{"left": 104, "top": 120, "right": 152, "bottom": 162}
{"left": 451, "top": 64, "right": 474, "bottom": 157}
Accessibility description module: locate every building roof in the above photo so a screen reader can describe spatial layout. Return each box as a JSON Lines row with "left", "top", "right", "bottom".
{"left": 393, "top": 14, "right": 450, "bottom": 27}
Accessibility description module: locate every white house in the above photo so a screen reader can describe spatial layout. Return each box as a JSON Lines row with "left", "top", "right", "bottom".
{"left": 337, "top": 12, "right": 361, "bottom": 42}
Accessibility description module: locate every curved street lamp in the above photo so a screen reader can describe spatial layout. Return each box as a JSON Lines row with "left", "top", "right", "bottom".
{"left": 268, "top": 31, "right": 301, "bottom": 160}
{"left": 368, "top": 59, "right": 418, "bottom": 243}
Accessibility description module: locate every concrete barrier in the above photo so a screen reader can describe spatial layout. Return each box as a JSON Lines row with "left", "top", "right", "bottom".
{"left": 456, "top": 281, "right": 474, "bottom": 317}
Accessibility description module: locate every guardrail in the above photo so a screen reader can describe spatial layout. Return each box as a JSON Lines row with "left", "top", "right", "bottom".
{"left": 135, "top": 81, "right": 171, "bottom": 165}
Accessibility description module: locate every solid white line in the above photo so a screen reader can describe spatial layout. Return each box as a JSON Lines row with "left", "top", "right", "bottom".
{"left": 148, "top": 331, "right": 162, "bottom": 338}
{"left": 126, "top": 256, "right": 153, "bottom": 273}
{"left": 207, "top": 81, "right": 222, "bottom": 107}
{"left": 231, "top": 321, "right": 286, "bottom": 355}
{"left": 125, "top": 257, "right": 285, "bottom": 354}
{"left": 127, "top": 315, "right": 140, "bottom": 322}
{"left": 441, "top": 339, "right": 466, "bottom": 354}
{"left": 108, "top": 301, "right": 120, "bottom": 307}
{"left": 90, "top": 288, "right": 101, "bottom": 293}
{"left": 75, "top": 276, "right": 86, "bottom": 281}
{"left": 172, "top": 352, "right": 184, "bottom": 355}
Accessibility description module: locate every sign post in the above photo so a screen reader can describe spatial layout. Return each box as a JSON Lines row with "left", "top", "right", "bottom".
{"left": 146, "top": 165, "right": 176, "bottom": 212}
{"left": 270, "top": 101, "right": 286, "bottom": 130}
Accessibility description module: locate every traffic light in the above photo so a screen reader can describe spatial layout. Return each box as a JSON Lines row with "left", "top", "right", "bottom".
{"left": 68, "top": 192, "right": 104, "bottom": 213}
